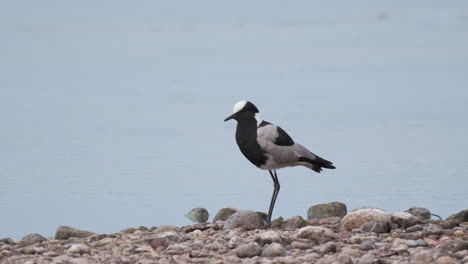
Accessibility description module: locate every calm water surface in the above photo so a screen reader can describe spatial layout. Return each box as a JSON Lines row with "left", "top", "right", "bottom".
{"left": 1, "top": 1, "right": 468, "bottom": 239}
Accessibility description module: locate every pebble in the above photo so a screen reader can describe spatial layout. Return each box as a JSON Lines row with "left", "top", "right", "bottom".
{"left": 446, "top": 209, "right": 468, "bottom": 223}
{"left": 19, "top": 233, "right": 47, "bottom": 246}
{"left": 185, "top": 207, "right": 209, "bottom": 223}
{"left": 359, "top": 240, "right": 376, "bottom": 251}
{"left": 55, "top": 226, "right": 95, "bottom": 240}
{"left": 67, "top": 243, "right": 90, "bottom": 255}
{"left": 235, "top": 242, "right": 262, "bottom": 258}
{"left": 307, "top": 201, "right": 347, "bottom": 219}
{"left": 435, "top": 256, "right": 459, "bottom": 264}
{"left": 406, "top": 239, "right": 430, "bottom": 248}
{"left": 223, "top": 210, "right": 267, "bottom": 230}
{"left": 406, "top": 207, "right": 431, "bottom": 220}
{"left": 391, "top": 212, "right": 422, "bottom": 228}
{"left": 283, "top": 215, "right": 309, "bottom": 230}
{"left": 294, "top": 226, "right": 337, "bottom": 244}
{"left": 319, "top": 241, "right": 337, "bottom": 254}
{"left": 412, "top": 249, "right": 434, "bottom": 264}
{"left": 291, "top": 241, "right": 312, "bottom": 250}
{"left": 340, "top": 208, "right": 391, "bottom": 231}
{"left": 453, "top": 230, "right": 464, "bottom": 237}
{"left": 254, "top": 230, "right": 281, "bottom": 246}
{"left": 406, "top": 224, "right": 424, "bottom": 232}
{"left": 261, "top": 242, "right": 286, "bottom": 257}
{"left": 212, "top": 207, "right": 238, "bottom": 223}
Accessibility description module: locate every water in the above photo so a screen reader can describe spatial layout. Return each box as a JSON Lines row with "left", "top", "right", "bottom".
{"left": 1, "top": 1, "right": 468, "bottom": 240}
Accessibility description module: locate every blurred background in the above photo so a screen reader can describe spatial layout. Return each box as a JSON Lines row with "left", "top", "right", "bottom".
{"left": 1, "top": 1, "right": 467, "bottom": 240}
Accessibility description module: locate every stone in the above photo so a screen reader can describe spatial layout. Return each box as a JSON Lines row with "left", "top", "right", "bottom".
{"left": 165, "top": 244, "right": 190, "bottom": 255}
{"left": 0, "top": 238, "right": 14, "bottom": 245}
{"left": 261, "top": 242, "right": 286, "bottom": 257}
{"left": 435, "top": 256, "right": 459, "bottom": 264}
{"left": 407, "top": 224, "right": 424, "bottom": 232}
{"left": 185, "top": 207, "right": 209, "bottom": 223}
{"left": 212, "top": 207, "right": 238, "bottom": 222}
{"left": 294, "top": 226, "right": 337, "bottom": 244}
{"left": 150, "top": 238, "right": 170, "bottom": 250}
{"left": 412, "top": 249, "right": 434, "bottom": 264}
{"left": 453, "top": 230, "right": 464, "bottom": 237}
{"left": 406, "top": 239, "right": 430, "bottom": 248}
{"left": 447, "top": 209, "right": 468, "bottom": 223}
{"left": 67, "top": 243, "right": 91, "bottom": 255}
{"left": 424, "top": 224, "right": 444, "bottom": 236}
{"left": 154, "top": 225, "right": 183, "bottom": 234}
{"left": 223, "top": 210, "right": 267, "bottom": 230}
{"left": 359, "top": 240, "right": 376, "bottom": 251}
{"left": 357, "top": 253, "right": 378, "bottom": 264}
{"left": 234, "top": 242, "right": 262, "bottom": 258}
{"left": 391, "top": 212, "right": 422, "bottom": 228}
{"left": 360, "top": 221, "right": 391, "bottom": 233}
{"left": 18, "top": 233, "right": 47, "bottom": 246}
{"left": 55, "top": 226, "right": 95, "bottom": 240}
{"left": 406, "top": 207, "right": 431, "bottom": 220}
{"left": 452, "top": 240, "right": 468, "bottom": 252}
{"left": 254, "top": 230, "right": 281, "bottom": 246}
{"left": 319, "top": 241, "right": 337, "bottom": 254}
{"left": 283, "top": 215, "right": 309, "bottom": 230}
{"left": 120, "top": 227, "right": 137, "bottom": 234}
{"left": 337, "top": 248, "right": 361, "bottom": 263}
{"left": 227, "top": 236, "right": 244, "bottom": 249}
{"left": 307, "top": 201, "right": 347, "bottom": 219}
{"left": 291, "top": 241, "right": 312, "bottom": 249}
{"left": 271, "top": 217, "right": 284, "bottom": 228}
{"left": 340, "top": 208, "right": 391, "bottom": 231}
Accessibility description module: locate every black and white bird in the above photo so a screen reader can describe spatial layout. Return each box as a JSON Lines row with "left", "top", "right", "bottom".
{"left": 224, "top": 100, "right": 336, "bottom": 224}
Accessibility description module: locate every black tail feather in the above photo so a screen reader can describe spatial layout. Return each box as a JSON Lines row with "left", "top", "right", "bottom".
{"left": 298, "top": 155, "right": 336, "bottom": 173}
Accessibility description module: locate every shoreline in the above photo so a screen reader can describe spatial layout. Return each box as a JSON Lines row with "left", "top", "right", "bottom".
{"left": 1, "top": 204, "right": 467, "bottom": 263}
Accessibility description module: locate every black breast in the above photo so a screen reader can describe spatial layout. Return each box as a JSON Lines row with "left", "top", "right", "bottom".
{"left": 235, "top": 117, "right": 268, "bottom": 167}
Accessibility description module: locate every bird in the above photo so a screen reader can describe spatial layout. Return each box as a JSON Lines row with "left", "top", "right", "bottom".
{"left": 224, "top": 100, "right": 336, "bottom": 224}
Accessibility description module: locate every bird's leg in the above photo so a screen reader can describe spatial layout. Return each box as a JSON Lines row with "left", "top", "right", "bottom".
{"left": 267, "top": 170, "right": 280, "bottom": 225}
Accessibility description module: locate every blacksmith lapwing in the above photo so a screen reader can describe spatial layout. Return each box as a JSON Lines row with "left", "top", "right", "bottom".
{"left": 224, "top": 100, "right": 336, "bottom": 224}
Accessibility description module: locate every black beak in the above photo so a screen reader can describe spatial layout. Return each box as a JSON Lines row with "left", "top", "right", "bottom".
{"left": 224, "top": 113, "right": 237, "bottom": 122}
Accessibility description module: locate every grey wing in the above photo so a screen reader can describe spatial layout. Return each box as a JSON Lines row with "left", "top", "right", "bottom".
{"left": 257, "top": 124, "right": 316, "bottom": 168}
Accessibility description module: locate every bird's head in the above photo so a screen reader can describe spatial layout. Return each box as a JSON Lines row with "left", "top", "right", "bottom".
{"left": 224, "top": 100, "right": 259, "bottom": 122}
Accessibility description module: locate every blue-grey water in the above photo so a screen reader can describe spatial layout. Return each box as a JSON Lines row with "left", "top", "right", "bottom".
{"left": 1, "top": 1, "right": 468, "bottom": 240}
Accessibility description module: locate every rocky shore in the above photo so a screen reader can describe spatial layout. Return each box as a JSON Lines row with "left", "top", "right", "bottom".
{"left": 1, "top": 203, "right": 467, "bottom": 264}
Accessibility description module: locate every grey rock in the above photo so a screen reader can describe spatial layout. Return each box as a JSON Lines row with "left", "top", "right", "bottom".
{"left": 19, "top": 233, "right": 47, "bottom": 246}
{"left": 55, "top": 226, "right": 95, "bottom": 240}
{"left": 360, "top": 221, "right": 391, "bottom": 233}
{"left": 319, "top": 241, "right": 337, "bottom": 254}
{"left": 340, "top": 208, "right": 391, "bottom": 231}
{"left": 149, "top": 238, "right": 170, "bottom": 250}
{"left": 407, "top": 224, "right": 424, "bottom": 232}
{"left": 185, "top": 207, "right": 209, "bottom": 223}
{"left": 446, "top": 209, "right": 468, "bottom": 223}
{"left": 270, "top": 217, "right": 284, "bottom": 228}
{"left": 254, "top": 230, "right": 281, "bottom": 246}
{"left": 212, "top": 207, "right": 238, "bottom": 222}
{"left": 261, "top": 242, "right": 286, "bottom": 257}
{"left": 0, "top": 237, "right": 15, "bottom": 245}
{"left": 411, "top": 249, "right": 434, "bottom": 264}
{"left": 337, "top": 248, "right": 361, "bottom": 263}
{"left": 153, "top": 225, "right": 183, "bottom": 234}
{"left": 235, "top": 242, "right": 262, "bottom": 258}
{"left": 406, "top": 239, "right": 430, "bottom": 248}
{"left": 294, "top": 226, "right": 337, "bottom": 244}
{"left": 406, "top": 207, "right": 431, "bottom": 220}
{"left": 291, "top": 240, "right": 312, "bottom": 249}
{"left": 453, "top": 249, "right": 468, "bottom": 259}
{"left": 283, "top": 215, "right": 309, "bottom": 230}
{"left": 165, "top": 244, "right": 191, "bottom": 255}
{"left": 67, "top": 243, "right": 91, "bottom": 255}
{"left": 391, "top": 212, "right": 422, "bottom": 228}
{"left": 223, "top": 210, "right": 267, "bottom": 230}
{"left": 359, "top": 241, "right": 376, "bottom": 251}
{"left": 453, "top": 240, "right": 468, "bottom": 252}
{"left": 424, "top": 224, "right": 444, "bottom": 236}
{"left": 435, "top": 256, "right": 459, "bottom": 264}
{"left": 227, "top": 236, "right": 244, "bottom": 249}
{"left": 307, "top": 201, "right": 347, "bottom": 219}
{"left": 357, "top": 253, "right": 379, "bottom": 264}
